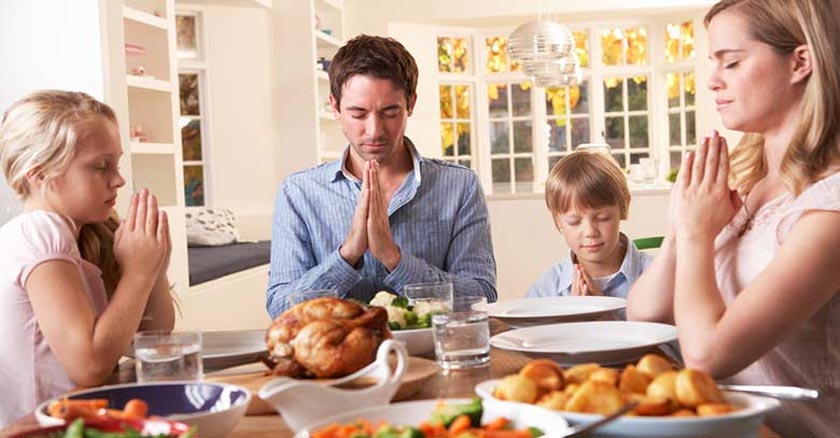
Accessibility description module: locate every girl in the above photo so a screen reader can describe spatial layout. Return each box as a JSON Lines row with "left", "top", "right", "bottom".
{"left": 627, "top": 0, "right": 839, "bottom": 435}
{"left": 0, "top": 90, "right": 174, "bottom": 427}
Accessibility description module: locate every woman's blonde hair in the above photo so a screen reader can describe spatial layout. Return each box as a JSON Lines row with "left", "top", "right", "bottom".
{"left": 545, "top": 151, "right": 631, "bottom": 219}
{"left": 0, "top": 90, "right": 122, "bottom": 296}
{"left": 705, "top": 0, "right": 840, "bottom": 196}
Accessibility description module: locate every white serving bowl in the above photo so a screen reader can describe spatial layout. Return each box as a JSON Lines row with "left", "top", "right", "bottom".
{"left": 36, "top": 381, "right": 250, "bottom": 437}
{"left": 476, "top": 379, "right": 781, "bottom": 437}
{"left": 392, "top": 327, "right": 434, "bottom": 356}
{"left": 295, "top": 398, "right": 571, "bottom": 437}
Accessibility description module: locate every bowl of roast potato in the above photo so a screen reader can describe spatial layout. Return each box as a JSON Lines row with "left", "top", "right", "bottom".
{"left": 475, "top": 354, "right": 780, "bottom": 437}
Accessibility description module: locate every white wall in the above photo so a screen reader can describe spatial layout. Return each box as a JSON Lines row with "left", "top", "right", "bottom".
{"left": 201, "top": 5, "right": 277, "bottom": 232}
{"left": 0, "top": 0, "right": 108, "bottom": 225}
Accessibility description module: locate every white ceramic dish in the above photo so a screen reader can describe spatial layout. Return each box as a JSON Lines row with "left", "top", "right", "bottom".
{"left": 489, "top": 321, "right": 677, "bottom": 365}
{"left": 295, "top": 398, "right": 571, "bottom": 437}
{"left": 488, "top": 296, "right": 627, "bottom": 328}
{"left": 36, "top": 381, "right": 250, "bottom": 437}
{"left": 201, "top": 329, "right": 267, "bottom": 370}
{"left": 392, "top": 327, "right": 434, "bottom": 356}
{"left": 476, "top": 379, "right": 780, "bottom": 437}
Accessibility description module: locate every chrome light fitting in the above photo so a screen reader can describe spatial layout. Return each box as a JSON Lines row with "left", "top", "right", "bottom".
{"left": 508, "top": 20, "right": 581, "bottom": 87}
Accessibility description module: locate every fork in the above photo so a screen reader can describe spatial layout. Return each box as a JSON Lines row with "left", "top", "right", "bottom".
{"left": 551, "top": 401, "right": 639, "bottom": 438}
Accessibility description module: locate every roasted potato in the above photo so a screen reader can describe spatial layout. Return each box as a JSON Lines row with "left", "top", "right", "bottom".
{"left": 519, "top": 359, "right": 565, "bottom": 394}
{"left": 696, "top": 402, "right": 738, "bottom": 416}
{"left": 564, "top": 380, "right": 625, "bottom": 415}
{"left": 636, "top": 354, "right": 673, "bottom": 378}
{"left": 589, "top": 367, "right": 620, "bottom": 387}
{"left": 646, "top": 370, "right": 678, "bottom": 402}
{"left": 623, "top": 393, "right": 674, "bottom": 416}
{"left": 671, "top": 408, "right": 697, "bottom": 417}
{"left": 676, "top": 369, "right": 724, "bottom": 408}
{"left": 619, "top": 364, "right": 653, "bottom": 394}
{"left": 494, "top": 374, "right": 539, "bottom": 404}
{"left": 564, "top": 363, "right": 601, "bottom": 385}
{"left": 536, "top": 390, "right": 570, "bottom": 411}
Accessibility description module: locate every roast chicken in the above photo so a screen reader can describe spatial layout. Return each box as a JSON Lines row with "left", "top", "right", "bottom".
{"left": 264, "top": 297, "right": 391, "bottom": 378}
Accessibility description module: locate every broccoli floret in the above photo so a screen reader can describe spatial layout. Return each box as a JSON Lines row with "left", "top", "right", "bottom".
{"left": 399, "top": 427, "right": 424, "bottom": 438}
{"left": 429, "top": 397, "right": 483, "bottom": 428}
{"left": 418, "top": 312, "right": 433, "bottom": 328}
{"left": 392, "top": 296, "right": 410, "bottom": 308}
{"left": 404, "top": 310, "right": 420, "bottom": 328}
{"left": 528, "top": 426, "right": 544, "bottom": 437}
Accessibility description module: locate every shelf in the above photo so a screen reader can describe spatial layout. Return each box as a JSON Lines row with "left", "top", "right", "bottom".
{"left": 316, "top": 70, "right": 329, "bottom": 81}
{"left": 126, "top": 75, "right": 172, "bottom": 92}
{"left": 317, "top": 0, "right": 343, "bottom": 12}
{"left": 123, "top": 6, "right": 168, "bottom": 30}
{"left": 129, "top": 141, "right": 174, "bottom": 154}
{"left": 315, "top": 30, "right": 342, "bottom": 48}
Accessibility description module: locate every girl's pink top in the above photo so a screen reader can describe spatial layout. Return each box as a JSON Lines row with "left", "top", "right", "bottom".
{"left": 714, "top": 172, "right": 840, "bottom": 437}
{"left": 0, "top": 211, "right": 108, "bottom": 427}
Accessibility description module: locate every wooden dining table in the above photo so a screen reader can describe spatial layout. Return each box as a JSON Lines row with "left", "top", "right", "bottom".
{"left": 0, "top": 321, "right": 779, "bottom": 437}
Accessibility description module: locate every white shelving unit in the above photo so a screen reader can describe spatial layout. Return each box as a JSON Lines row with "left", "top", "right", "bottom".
{"left": 275, "top": 0, "right": 348, "bottom": 167}
{"left": 102, "top": 0, "right": 190, "bottom": 321}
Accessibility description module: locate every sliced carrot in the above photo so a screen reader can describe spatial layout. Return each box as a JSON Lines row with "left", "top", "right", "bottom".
{"left": 122, "top": 398, "right": 149, "bottom": 419}
{"left": 483, "top": 430, "right": 533, "bottom": 438}
{"left": 449, "top": 414, "right": 472, "bottom": 434}
{"left": 485, "top": 417, "right": 510, "bottom": 431}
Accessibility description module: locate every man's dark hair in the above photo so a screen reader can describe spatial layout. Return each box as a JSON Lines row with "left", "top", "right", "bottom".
{"left": 329, "top": 34, "right": 418, "bottom": 109}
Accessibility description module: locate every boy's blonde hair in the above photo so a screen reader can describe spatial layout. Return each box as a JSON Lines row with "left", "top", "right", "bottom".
{"left": 0, "top": 90, "right": 122, "bottom": 296}
{"left": 705, "top": 0, "right": 840, "bottom": 196}
{"left": 545, "top": 151, "right": 631, "bottom": 219}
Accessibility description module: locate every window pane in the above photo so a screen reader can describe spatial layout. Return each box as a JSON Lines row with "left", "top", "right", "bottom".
{"left": 605, "top": 116, "right": 624, "bottom": 149}
{"left": 625, "top": 27, "right": 647, "bottom": 65}
{"left": 629, "top": 152, "right": 647, "bottom": 165}
{"left": 179, "top": 74, "right": 200, "bottom": 116}
{"left": 611, "top": 153, "right": 626, "bottom": 169}
{"left": 458, "top": 159, "right": 471, "bottom": 168}
{"left": 669, "top": 113, "right": 681, "bottom": 146}
{"left": 681, "top": 21, "right": 695, "bottom": 60}
{"left": 437, "top": 37, "right": 452, "bottom": 73}
{"left": 686, "top": 110, "right": 696, "bottom": 145}
{"left": 176, "top": 15, "right": 197, "bottom": 60}
{"left": 629, "top": 115, "right": 648, "bottom": 149}
{"left": 549, "top": 155, "right": 562, "bottom": 172}
{"left": 486, "top": 36, "right": 508, "bottom": 73}
{"left": 604, "top": 78, "right": 623, "bottom": 112}
{"left": 571, "top": 81, "right": 588, "bottom": 115}
{"left": 667, "top": 72, "right": 680, "bottom": 108}
{"left": 184, "top": 165, "right": 204, "bottom": 207}
{"left": 441, "top": 122, "right": 454, "bottom": 156}
{"left": 665, "top": 22, "right": 680, "bottom": 62}
{"left": 488, "top": 84, "right": 508, "bottom": 118}
{"left": 514, "top": 158, "right": 534, "bottom": 193}
{"left": 490, "top": 121, "right": 510, "bottom": 154}
{"left": 492, "top": 158, "right": 511, "bottom": 193}
{"left": 547, "top": 121, "right": 567, "bottom": 152}
{"left": 628, "top": 76, "right": 647, "bottom": 111}
{"left": 511, "top": 82, "right": 531, "bottom": 117}
{"left": 545, "top": 87, "right": 567, "bottom": 117}
{"left": 573, "top": 30, "right": 589, "bottom": 68}
{"left": 670, "top": 150, "right": 683, "bottom": 170}
{"left": 452, "top": 37, "right": 469, "bottom": 73}
{"left": 601, "top": 28, "right": 623, "bottom": 65}
{"left": 513, "top": 121, "right": 532, "bottom": 153}
{"left": 684, "top": 71, "right": 696, "bottom": 107}
{"left": 181, "top": 119, "right": 202, "bottom": 160}
{"left": 457, "top": 122, "right": 471, "bottom": 155}
{"left": 439, "top": 85, "right": 453, "bottom": 118}
{"left": 455, "top": 85, "right": 470, "bottom": 118}
{"left": 571, "top": 117, "right": 590, "bottom": 148}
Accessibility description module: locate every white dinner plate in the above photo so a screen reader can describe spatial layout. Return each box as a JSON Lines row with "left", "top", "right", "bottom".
{"left": 488, "top": 296, "right": 627, "bottom": 327}
{"left": 201, "top": 329, "right": 267, "bottom": 370}
{"left": 489, "top": 321, "right": 677, "bottom": 365}
{"left": 391, "top": 327, "right": 434, "bottom": 356}
{"left": 295, "top": 398, "right": 571, "bottom": 437}
{"left": 476, "top": 380, "right": 780, "bottom": 437}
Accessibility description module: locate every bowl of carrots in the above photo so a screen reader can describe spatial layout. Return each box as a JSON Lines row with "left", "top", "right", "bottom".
{"left": 10, "top": 417, "right": 193, "bottom": 438}
{"left": 34, "top": 382, "right": 250, "bottom": 437}
{"left": 295, "top": 397, "right": 569, "bottom": 437}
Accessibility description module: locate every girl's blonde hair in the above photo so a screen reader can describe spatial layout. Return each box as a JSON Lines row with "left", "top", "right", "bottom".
{"left": 545, "top": 151, "right": 631, "bottom": 219}
{"left": 705, "top": 0, "right": 840, "bottom": 196}
{"left": 0, "top": 90, "right": 122, "bottom": 296}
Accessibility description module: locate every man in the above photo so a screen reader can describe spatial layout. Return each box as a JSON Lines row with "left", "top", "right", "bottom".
{"left": 266, "top": 35, "right": 497, "bottom": 318}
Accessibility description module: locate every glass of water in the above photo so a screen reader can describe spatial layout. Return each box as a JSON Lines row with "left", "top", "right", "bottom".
{"left": 432, "top": 295, "right": 490, "bottom": 370}
{"left": 134, "top": 331, "right": 203, "bottom": 382}
{"left": 404, "top": 282, "right": 453, "bottom": 309}
{"left": 288, "top": 288, "right": 339, "bottom": 308}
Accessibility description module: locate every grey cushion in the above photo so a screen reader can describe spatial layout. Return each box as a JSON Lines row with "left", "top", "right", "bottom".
{"left": 188, "top": 240, "right": 270, "bottom": 286}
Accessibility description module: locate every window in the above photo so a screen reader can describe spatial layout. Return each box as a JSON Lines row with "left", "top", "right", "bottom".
{"left": 432, "top": 17, "right": 698, "bottom": 194}
{"left": 176, "top": 10, "right": 211, "bottom": 207}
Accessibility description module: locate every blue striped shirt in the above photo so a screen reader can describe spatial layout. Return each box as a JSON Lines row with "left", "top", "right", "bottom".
{"left": 266, "top": 140, "right": 497, "bottom": 318}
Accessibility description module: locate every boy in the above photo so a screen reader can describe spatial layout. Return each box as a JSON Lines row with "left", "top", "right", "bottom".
{"left": 526, "top": 151, "right": 651, "bottom": 302}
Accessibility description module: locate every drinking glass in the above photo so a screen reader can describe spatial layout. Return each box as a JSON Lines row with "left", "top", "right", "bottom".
{"left": 432, "top": 295, "right": 490, "bottom": 370}
{"left": 134, "top": 331, "right": 203, "bottom": 382}
{"left": 288, "top": 288, "right": 339, "bottom": 308}
{"left": 403, "top": 281, "right": 453, "bottom": 308}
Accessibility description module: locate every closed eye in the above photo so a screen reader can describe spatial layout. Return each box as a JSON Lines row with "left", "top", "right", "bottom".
{"left": 724, "top": 61, "right": 740, "bottom": 69}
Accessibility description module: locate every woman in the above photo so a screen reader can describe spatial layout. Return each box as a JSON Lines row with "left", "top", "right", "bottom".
{"left": 626, "top": 0, "right": 839, "bottom": 435}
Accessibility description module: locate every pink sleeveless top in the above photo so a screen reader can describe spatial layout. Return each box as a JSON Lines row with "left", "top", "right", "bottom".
{"left": 0, "top": 211, "right": 108, "bottom": 427}
{"left": 714, "top": 172, "right": 840, "bottom": 437}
